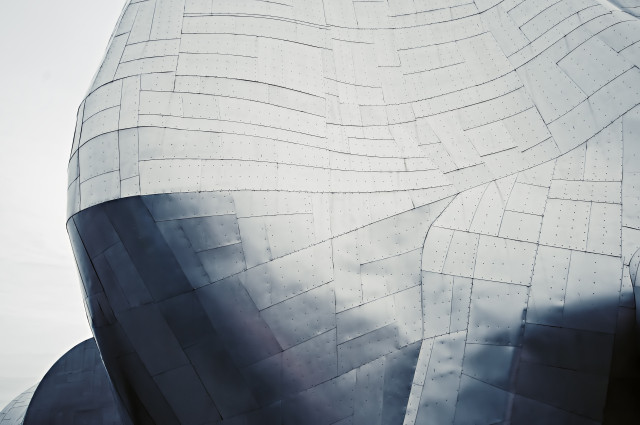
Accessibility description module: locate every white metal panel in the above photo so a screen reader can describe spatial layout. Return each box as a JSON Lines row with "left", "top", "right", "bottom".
{"left": 474, "top": 235, "right": 537, "bottom": 285}
{"left": 539, "top": 199, "right": 591, "bottom": 251}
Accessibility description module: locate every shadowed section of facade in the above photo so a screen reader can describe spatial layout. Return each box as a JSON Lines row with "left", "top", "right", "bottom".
{"left": 22, "top": 338, "right": 126, "bottom": 425}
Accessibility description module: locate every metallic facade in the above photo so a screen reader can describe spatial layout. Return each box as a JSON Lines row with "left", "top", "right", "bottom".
{"left": 22, "top": 339, "right": 126, "bottom": 425}
{"left": 63, "top": 0, "right": 640, "bottom": 423}
{"left": 0, "top": 387, "right": 34, "bottom": 425}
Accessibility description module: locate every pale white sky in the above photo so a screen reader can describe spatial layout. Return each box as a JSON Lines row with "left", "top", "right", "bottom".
{"left": 0, "top": 0, "right": 128, "bottom": 408}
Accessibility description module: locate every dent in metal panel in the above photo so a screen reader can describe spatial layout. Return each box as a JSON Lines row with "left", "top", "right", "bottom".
{"left": 467, "top": 279, "right": 528, "bottom": 346}
{"left": 539, "top": 199, "right": 591, "bottom": 251}
{"left": 474, "top": 235, "right": 537, "bottom": 285}
{"left": 261, "top": 283, "right": 335, "bottom": 350}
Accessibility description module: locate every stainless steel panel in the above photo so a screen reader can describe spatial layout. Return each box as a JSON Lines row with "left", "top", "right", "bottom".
{"left": 562, "top": 251, "right": 622, "bottom": 334}
{"left": 415, "top": 331, "right": 466, "bottom": 425}
{"left": 0, "top": 386, "right": 35, "bottom": 425}
{"left": 527, "top": 245, "right": 571, "bottom": 327}
{"left": 442, "top": 231, "right": 480, "bottom": 278}
{"left": 467, "top": 279, "right": 528, "bottom": 345}
{"left": 361, "top": 249, "right": 421, "bottom": 303}
{"left": 281, "top": 329, "right": 337, "bottom": 394}
{"left": 539, "top": 199, "right": 591, "bottom": 251}
{"left": 586, "top": 202, "right": 622, "bottom": 256}
{"left": 505, "top": 182, "right": 549, "bottom": 216}
{"left": 261, "top": 283, "right": 336, "bottom": 350}
{"left": 66, "top": 1, "right": 640, "bottom": 423}
{"left": 462, "top": 343, "right": 519, "bottom": 390}
{"left": 498, "top": 210, "right": 543, "bottom": 243}
{"left": 558, "top": 36, "right": 632, "bottom": 96}
{"left": 421, "top": 272, "right": 454, "bottom": 339}
{"left": 474, "top": 235, "right": 537, "bottom": 285}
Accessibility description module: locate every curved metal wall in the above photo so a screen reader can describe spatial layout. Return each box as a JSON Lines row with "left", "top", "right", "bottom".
{"left": 0, "top": 387, "right": 35, "bottom": 425}
{"left": 67, "top": 0, "right": 640, "bottom": 423}
{"left": 22, "top": 339, "right": 126, "bottom": 425}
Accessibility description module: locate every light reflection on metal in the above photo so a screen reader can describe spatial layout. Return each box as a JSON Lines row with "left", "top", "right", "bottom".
{"left": 62, "top": 0, "right": 640, "bottom": 423}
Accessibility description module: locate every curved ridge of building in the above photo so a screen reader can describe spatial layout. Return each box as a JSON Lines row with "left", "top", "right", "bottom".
{"left": 67, "top": 1, "right": 640, "bottom": 424}
{"left": 22, "top": 339, "right": 126, "bottom": 425}
{"left": 0, "top": 386, "right": 35, "bottom": 425}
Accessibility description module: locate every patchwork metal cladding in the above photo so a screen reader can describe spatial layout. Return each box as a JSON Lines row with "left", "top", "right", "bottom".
{"left": 64, "top": 0, "right": 640, "bottom": 424}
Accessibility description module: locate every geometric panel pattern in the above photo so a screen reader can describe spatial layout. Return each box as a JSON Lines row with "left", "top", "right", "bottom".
{"left": 66, "top": 0, "right": 640, "bottom": 424}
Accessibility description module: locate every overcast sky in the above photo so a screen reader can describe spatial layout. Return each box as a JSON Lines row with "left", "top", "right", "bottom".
{"left": 0, "top": 0, "right": 127, "bottom": 408}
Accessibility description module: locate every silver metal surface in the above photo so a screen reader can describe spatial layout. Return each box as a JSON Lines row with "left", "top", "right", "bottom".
{"left": 61, "top": 0, "right": 640, "bottom": 423}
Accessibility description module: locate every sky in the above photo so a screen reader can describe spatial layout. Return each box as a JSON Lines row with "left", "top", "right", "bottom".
{"left": 0, "top": 0, "right": 128, "bottom": 408}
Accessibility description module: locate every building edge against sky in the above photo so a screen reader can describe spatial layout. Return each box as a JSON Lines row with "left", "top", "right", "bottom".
{"left": 5, "top": 0, "right": 640, "bottom": 424}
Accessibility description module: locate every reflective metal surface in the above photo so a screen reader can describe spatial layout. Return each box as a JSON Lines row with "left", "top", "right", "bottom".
{"left": 22, "top": 339, "right": 126, "bottom": 425}
{"left": 66, "top": 0, "right": 640, "bottom": 423}
{"left": 0, "top": 387, "right": 35, "bottom": 425}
